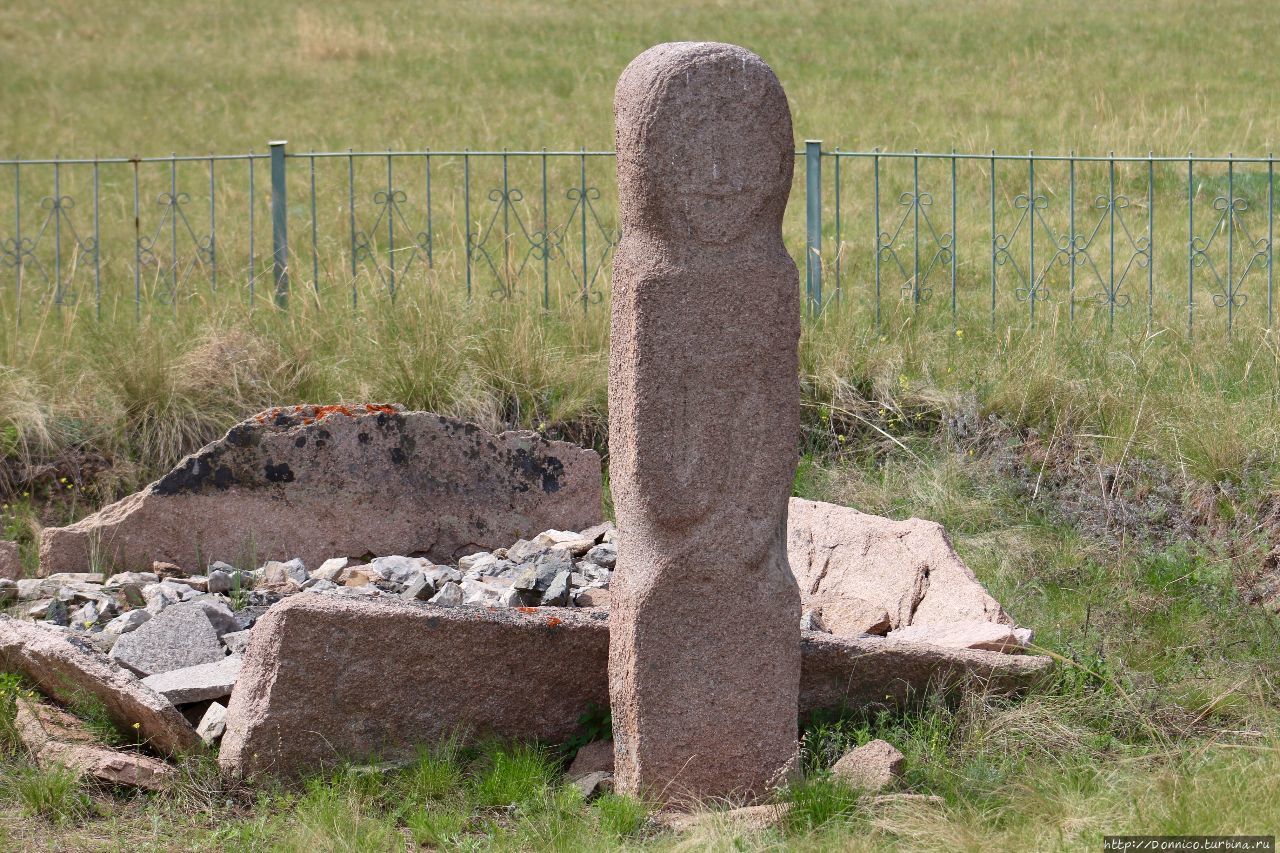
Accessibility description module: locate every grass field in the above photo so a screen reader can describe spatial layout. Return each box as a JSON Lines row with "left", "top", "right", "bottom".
{"left": 4, "top": 1, "right": 1280, "bottom": 850}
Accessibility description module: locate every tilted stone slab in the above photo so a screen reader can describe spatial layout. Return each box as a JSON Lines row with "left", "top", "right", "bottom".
{"left": 219, "top": 596, "right": 1050, "bottom": 780}
{"left": 39, "top": 405, "right": 603, "bottom": 576}
{"left": 788, "top": 497, "right": 1010, "bottom": 637}
{"left": 798, "top": 632, "right": 1052, "bottom": 717}
{"left": 15, "top": 696, "right": 175, "bottom": 791}
{"left": 0, "top": 617, "right": 198, "bottom": 756}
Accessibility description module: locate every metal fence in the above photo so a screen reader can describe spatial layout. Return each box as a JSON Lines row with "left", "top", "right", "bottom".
{"left": 2, "top": 141, "right": 1276, "bottom": 335}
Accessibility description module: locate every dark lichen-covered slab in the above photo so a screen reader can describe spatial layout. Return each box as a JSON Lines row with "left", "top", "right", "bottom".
{"left": 39, "top": 406, "right": 602, "bottom": 575}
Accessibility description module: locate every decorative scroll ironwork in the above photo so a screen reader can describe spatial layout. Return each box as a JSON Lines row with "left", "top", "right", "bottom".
{"left": 136, "top": 192, "right": 215, "bottom": 304}
{"left": 1191, "top": 195, "right": 1268, "bottom": 318}
{"left": 353, "top": 187, "right": 431, "bottom": 297}
{"left": 2, "top": 193, "right": 96, "bottom": 305}
{"left": 876, "top": 190, "right": 953, "bottom": 304}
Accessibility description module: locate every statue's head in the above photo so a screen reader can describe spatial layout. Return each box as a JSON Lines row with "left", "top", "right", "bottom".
{"left": 615, "top": 42, "right": 794, "bottom": 245}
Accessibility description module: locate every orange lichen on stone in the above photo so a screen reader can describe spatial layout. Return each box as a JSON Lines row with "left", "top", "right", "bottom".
{"left": 546, "top": 617, "right": 563, "bottom": 628}
{"left": 516, "top": 607, "right": 538, "bottom": 614}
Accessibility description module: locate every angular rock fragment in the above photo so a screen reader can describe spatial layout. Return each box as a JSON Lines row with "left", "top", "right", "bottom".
{"left": 196, "top": 701, "right": 228, "bottom": 745}
{"left": 0, "top": 540, "right": 20, "bottom": 580}
{"left": 831, "top": 739, "right": 905, "bottom": 791}
{"left": 0, "top": 617, "right": 198, "bottom": 755}
{"left": 15, "top": 696, "right": 175, "bottom": 791}
{"left": 40, "top": 407, "right": 603, "bottom": 576}
{"left": 787, "top": 498, "right": 1010, "bottom": 637}
{"left": 568, "top": 739, "right": 615, "bottom": 779}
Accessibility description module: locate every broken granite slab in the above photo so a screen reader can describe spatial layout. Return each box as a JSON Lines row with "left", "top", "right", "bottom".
{"left": 15, "top": 696, "right": 175, "bottom": 791}
{"left": 787, "top": 497, "right": 1010, "bottom": 637}
{"left": 219, "top": 596, "right": 1051, "bottom": 779}
{"left": 109, "top": 601, "right": 228, "bottom": 678}
{"left": 0, "top": 541, "right": 20, "bottom": 580}
{"left": 220, "top": 596, "right": 611, "bottom": 779}
{"left": 142, "top": 656, "right": 242, "bottom": 705}
{"left": 0, "top": 617, "right": 198, "bottom": 755}
{"left": 39, "top": 405, "right": 603, "bottom": 576}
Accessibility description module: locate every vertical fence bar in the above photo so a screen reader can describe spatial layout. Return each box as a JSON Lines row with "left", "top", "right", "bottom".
{"left": 990, "top": 152, "right": 997, "bottom": 330}
{"left": 386, "top": 153, "right": 395, "bottom": 301}
{"left": 833, "top": 149, "right": 841, "bottom": 304}
{"left": 1028, "top": 154, "right": 1035, "bottom": 322}
{"left": 12, "top": 162, "right": 19, "bottom": 324}
{"left": 169, "top": 154, "right": 178, "bottom": 305}
{"left": 132, "top": 159, "right": 140, "bottom": 319}
{"left": 425, "top": 151, "right": 433, "bottom": 269}
{"left": 248, "top": 152, "right": 256, "bottom": 304}
{"left": 912, "top": 150, "right": 920, "bottom": 306}
{"left": 501, "top": 150, "right": 511, "bottom": 298}
{"left": 1152, "top": 153, "right": 1162, "bottom": 327}
{"left": 1069, "top": 154, "right": 1076, "bottom": 322}
{"left": 1108, "top": 154, "right": 1116, "bottom": 330}
{"left": 209, "top": 157, "right": 217, "bottom": 292}
{"left": 53, "top": 158, "right": 61, "bottom": 305}
{"left": 950, "top": 151, "right": 957, "bottom": 322}
{"left": 579, "top": 148, "right": 588, "bottom": 313}
{"left": 541, "top": 149, "right": 549, "bottom": 310}
{"left": 873, "top": 150, "right": 881, "bottom": 326}
{"left": 1270, "top": 154, "right": 1275, "bottom": 329}
{"left": 310, "top": 155, "right": 318, "bottom": 292}
{"left": 348, "top": 150, "right": 357, "bottom": 308}
{"left": 1187, "top": 155, "right": 1195, "bottom": 338}
{"left": 804, "top": 140, "right": 822, "bottom": 314}
{"left": 464, "top": 150, "right": 471, "bottom": 301}
{"left": 1228, "top": 155, "right": 1235, "bottom": 333}
{"left": 93, "top": 160, "right": 100, "bottom": 320}
{"left": 269, "top": 141, "right": 289, "bottom": 308}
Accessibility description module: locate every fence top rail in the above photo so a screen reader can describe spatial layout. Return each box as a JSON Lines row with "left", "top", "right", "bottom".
{"left": 4, "top": 147, "right": 1277, "bottom": 166}
{"left": 829, "top": 148, "right": 1277, "bottom": 164}
{"left": 0, "top": 153, "right": 270, "bottom": 166}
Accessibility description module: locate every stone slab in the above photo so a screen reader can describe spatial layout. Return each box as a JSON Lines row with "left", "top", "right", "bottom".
{"left": 15, "top": 696, "right": 175, "bottom": 791}
{"left": 142, "top": 655, "right": 242, "bottom": 705}
{"left": 39, "top": 406, "right": 603, "bottom": 575}
{"left": 219, "top": 596, "right": 1050, "bottom": 779}
{"left": 0, "top": 617, "right": 198, "bottom": 755}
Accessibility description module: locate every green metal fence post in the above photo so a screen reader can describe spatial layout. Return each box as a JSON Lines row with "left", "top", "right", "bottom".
{"left": 805, "top": 140, "right": 823, "bottom": 313}
{"left": 269, "top": 140, "right": 289, "bottom": 308}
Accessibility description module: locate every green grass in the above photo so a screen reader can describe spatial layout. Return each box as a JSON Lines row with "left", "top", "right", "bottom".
{"left": 3, "top": 1, "right": 1280, "bottom": 849}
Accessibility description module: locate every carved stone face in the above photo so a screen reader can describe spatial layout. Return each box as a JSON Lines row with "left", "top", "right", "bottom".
{"left": 617, "top": 43, "right": 794, "bottom": 245}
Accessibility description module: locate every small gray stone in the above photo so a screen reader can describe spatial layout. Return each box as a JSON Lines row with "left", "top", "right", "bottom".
{"left": 311, "top": 558, "right": 348, "bottom": 582}
{"left": 196, "top": 701, "right": 228, "bottom": 744}
{"left": 109, "top": 601, "right": 227, "bottom": 677}
{"left": 45, "top": 573, "right": 105, "bottom": 585}
{"left": 514, "top": 554, "right": 571, "bottom": 593}
{"left": 583, "top": 543, "right": 617, "bottom": 570}
{"left": 0, "top": 578, "right": 16, "bottom": 604}
{"left": 572, "top": 771, "right": 614, "bottom": 800}
{"left": 369, "top": 556, "right": 433, "bottom": 585}
{"left": 301, "top": 577, "right": 337, "bottom": 593}
{"left": 401, "top": 575, "right": 434, "bottom": 601}
{"left": 800, "top": 609, "right": 827, "bottom": 633}
{"left": 506, "top": 539, "right": 548, "bottom": 564}
{"left": 194, "top": 600, "right": 240, "bottom": 637}
{"left": 141, "top": 656, "right": 242, "bottom": 705}
{"left": 541, "top": 571, "right": 572, "bottom": 607}
{"left": 43, "top": 599, "right": 69, "bottom": 626}
{"left": 221, "top": 630, "right": 251, "bottom": 656}
{"left": 69, "top": 601, "right": 102, "bottom": 630}
{"left": 457, "top": 552, "right": 497, "bottom": 573}
{"left": 103, "top": 609, "right": 151, "bottom": 637}
{"left": 261, "top": 559, "right": 307, "bottom": 587}
{"left": 428, "top": 581, "right": 463, "bottom": 606}
{"left": 207, "top": 561, "right": 237, "bottom": 575}
{"left": 207, "top": 570, "right": 233, "bottom": 594}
